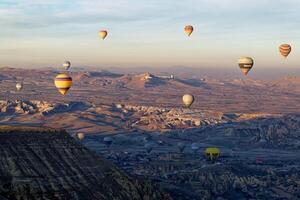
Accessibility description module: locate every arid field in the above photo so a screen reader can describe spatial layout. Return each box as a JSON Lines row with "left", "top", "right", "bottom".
{"left": 1, "top": 67, "right": 300, "bottom": 199}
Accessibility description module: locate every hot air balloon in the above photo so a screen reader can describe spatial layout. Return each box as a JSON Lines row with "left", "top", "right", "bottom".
{"left": 63, "top": 61, "right": 71, "bottom": 70}
{"left": 54, "top": 73, "right": 72, "bottom": 95}
{"left": 238, "top": 57, "right": 254, "bottom": 76}
{"left": 184, "top": 25, "right": 193, "bottom": 37}
{"left": 182, "top": 94, "right": 194, "bottom": 108}
{"left": 99, "top": 30, "right": 108, "bottom": 40}
{"left": 205, "top": 147, "right": 220, "bottom": 161}
{"left": 16, "top": 83, "right": 23, "bottom": 91}
{"left": 191, "top": 143, "right": 199, "bottom": 153}
{"left": 177, "top": 142, "right": 186, "bottom": 153}
{"left": 279, "top": 44, "right": 291, "bottom": 58}
{"left": 194, "top": 120, "right": 201, "bottom": 127}
{"left": 144, "top": 143, "right": 153, "bottom": 154}
{"left": 103, "top": 136, "right": 113, "bottom": 147}
{"left": 77, "top": 132, "right": 85, "bottom": 140}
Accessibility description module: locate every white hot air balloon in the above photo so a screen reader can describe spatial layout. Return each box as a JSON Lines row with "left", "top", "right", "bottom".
{"left": 63, "top": 61, "right": 71, "bottom": 70}
{"left": 182, "top": 94, "right": 194, "bottom": 108}
{"left": 16, "top": 83, "right": 23, "bottom": 91}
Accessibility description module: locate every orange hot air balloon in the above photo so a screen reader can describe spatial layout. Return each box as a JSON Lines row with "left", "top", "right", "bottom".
{"left": 279, "top": 44, "right": 291, "bottom": 58}
{"left": 99, "top": 30, "right": 108, "bottom": 40}
{"left": 54, "top": 73, "right": 72, "bottom": 95}
{"left": 184, "top": 25, "right": 194, "bottom": 37}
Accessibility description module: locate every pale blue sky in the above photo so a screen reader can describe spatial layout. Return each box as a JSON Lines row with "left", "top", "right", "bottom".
{"left": 1, "top": 0, "right": 300, "bottom": 69}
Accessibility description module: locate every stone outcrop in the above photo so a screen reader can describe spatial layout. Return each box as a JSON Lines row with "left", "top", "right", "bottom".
{"left": 0, "top": 126, "right": 168, "bottom": 200}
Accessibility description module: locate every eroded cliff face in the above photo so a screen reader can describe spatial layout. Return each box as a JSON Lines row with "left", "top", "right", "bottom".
{"left": 223, "top": 115, "right": 300, "bottom": 149}
{"left": 0, "top": 126, "right": 167, "bottom": 200}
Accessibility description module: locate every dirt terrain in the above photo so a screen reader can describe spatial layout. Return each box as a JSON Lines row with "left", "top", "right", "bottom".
{"left": 1, "top": 67, "right": 300, "bottom": 114}
{"left": 1, "top": 67, "right": 300, "bottom": 199}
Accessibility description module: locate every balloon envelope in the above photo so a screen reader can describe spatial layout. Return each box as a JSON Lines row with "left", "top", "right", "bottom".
{"left": 191, "top": 143, "right": 199, "bottom": 152}
{"left": 279, "top": 44, "right": 291, "bottom": 58}
{"left": 16, "top": 83, "right": 23, "bottom": 91}
{"left": 77, "top": 133, "right": 85, "bottom": 140}
{"left": 103, "top": 136, "right": 113, "bottom": 147}
{"left": 144, "top": 143, "right": 153, "bottom": 153}
{"left": 238, "top": 57, "right": 254, "bottom": 76}
{"left": 205, "top": 147, "right": 220, "bottom": 161}
{"left": 182, "top": 94, "right": 194, "bottom": 108}
{"left": 63, "top": 61, "right": 71, "bottom": 70}
{"left": 99, "top": 30, "right": 108, "bottom": 40}
{"left": 177, "top": 142, "right": 186, "bottom": 153}
{"left": 184, "top": 25, "right": 194, "bottom": 36}
{"left": 54, "top": 73, "right": 72, "bottom": 95}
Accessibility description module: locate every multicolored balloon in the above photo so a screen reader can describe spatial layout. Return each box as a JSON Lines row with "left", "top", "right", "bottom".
{"left": 54, "top": 73, "right": 72, "bottom": 95}
{"left": 279, "top": 44, "right": 291, "bottom": 58}
{"left": 238, "top": 57, "right": 254, "bottom": 76}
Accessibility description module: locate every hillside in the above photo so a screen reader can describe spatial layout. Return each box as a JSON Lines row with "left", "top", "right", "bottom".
{"left": 1, "top": 67, "right": 300, "bottom": 114}
{"left": 0, "top": 126, "right": 168, "bottom": 200}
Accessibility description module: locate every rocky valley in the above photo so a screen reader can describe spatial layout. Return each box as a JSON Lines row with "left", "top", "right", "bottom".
{"left": 0, "top": 67, "right": 300, "bottom": 199}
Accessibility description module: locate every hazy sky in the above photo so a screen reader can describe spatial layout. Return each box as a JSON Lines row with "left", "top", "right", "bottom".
{"left": 1, "top": 0, "right": 300, "bottom": 69}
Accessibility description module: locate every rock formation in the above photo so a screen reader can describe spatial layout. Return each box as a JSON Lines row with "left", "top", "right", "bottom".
{"left": 0, "top": 126, "right": 168, "bottom": 200}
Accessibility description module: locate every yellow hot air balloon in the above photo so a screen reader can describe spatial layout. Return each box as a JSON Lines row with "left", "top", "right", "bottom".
{"left": 99, "top": 30, "right": 108, "bottom": 40}
{"left": 279, "top": 44, "right": 291, "bottom": 58}
{"left": 205, "top": 147, "right": 220, "bottom": 161}
{"left": 54, "top": 73, "right": 72, "bottom": 95}
{"left": 182, "top": 94, "right": 194, "bottom": 108}
{"left": 77, "top": 132, "right": 85, "bottom": 140}
{"left": 238, "top": 57, "right": 254, "bottom": 76}
{"left": 184, "top": 25, "right": 194, "bottom": 37}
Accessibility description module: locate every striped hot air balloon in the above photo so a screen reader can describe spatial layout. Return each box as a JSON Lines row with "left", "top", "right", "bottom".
{"left": 238, "top": 57, "right": 254, "bottom": 76}
{"left": 279, "top": 44, "right": 291, "bottom": 58}
{"left": 54, "top": 73, "right": 72, "bottom": 95}
{"left": 184, "top": 25, "right": 194, "bottom": 37}
{"left": 99, "top": 30, "right": 108, "bottom": 40}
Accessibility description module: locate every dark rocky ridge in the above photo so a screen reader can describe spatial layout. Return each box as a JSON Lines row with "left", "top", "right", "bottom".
{"left": 0, "top": 126, "right": 167, "bottom": 200}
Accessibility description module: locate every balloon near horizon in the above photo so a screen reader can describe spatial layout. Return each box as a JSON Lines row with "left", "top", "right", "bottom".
{"left": 182, "top": 94, "right": 194, "bottom": 108}
{"left": 77, "top": 132, "right": 85, "bottom": 140}
{"left": 54, "top": 73, "right": 73, "bottom": 96}
{"left": 63, "top": 61, "right": 71, "bottom": 71}
{"left": 16, "top": 82, "right": 23, "bottom": 92}
{"left": 238, "top": 57, "right": 254, "bottom": 76}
